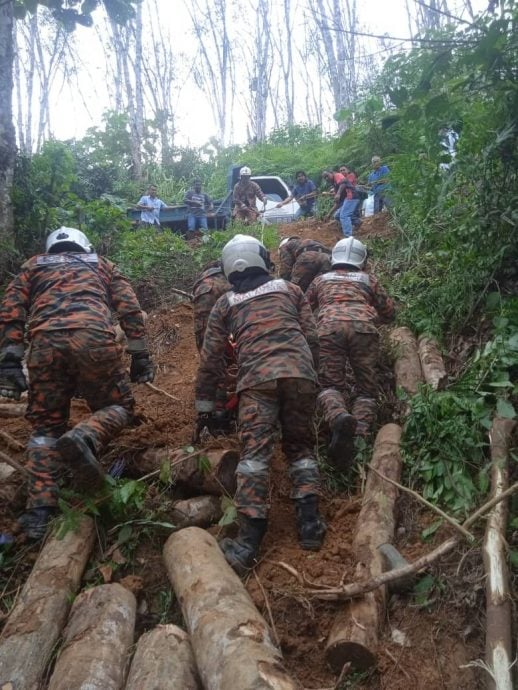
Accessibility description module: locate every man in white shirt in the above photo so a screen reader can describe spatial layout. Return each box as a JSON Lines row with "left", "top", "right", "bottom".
{"left": 136, "top": 185, "right": 169, "bottom": 228}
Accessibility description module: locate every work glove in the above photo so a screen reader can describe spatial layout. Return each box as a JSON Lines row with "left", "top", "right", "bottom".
{"left": 0, "top": 356, "right": 28, "bottom": 400}
{"left": 130, "top": 352, "right": 155, "bottom": 384}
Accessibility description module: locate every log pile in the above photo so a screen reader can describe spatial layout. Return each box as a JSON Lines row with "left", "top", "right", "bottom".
{"left": 164, "top": 527, "right": 301, "bottom": 690}
{"left": 0, "top": 517, "right": 96, "bottom": 689}
{"left": 417, "top": 335, "right": 448, "bottom": 390}
{"left": 125, "top": 624, "right": 201, "bottom": 690}
{"left": 48, "top": 583, "right": 136, "bottom": 690}
{"left": 325, "top": 424, "right": 402, "bottom": 672}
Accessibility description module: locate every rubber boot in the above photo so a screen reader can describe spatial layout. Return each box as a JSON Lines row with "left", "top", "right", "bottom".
{"left": 56, "top": 429, "right": 105, "bottom": 492}
{"left": 328, "top": 412, "right": 357, "bottom": 470}
{"left": 295, "top": 495, "right": 327, "bottom": 551}
{"left": 219, "top": 515, "right": 267, "bottom": 576}
{"left": 17, "top": 507, "right": 56, "bottom": 540}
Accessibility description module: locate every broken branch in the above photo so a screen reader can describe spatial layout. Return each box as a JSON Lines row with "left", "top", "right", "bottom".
{"left": 367, "top": 464, "right": 474, "bottom": 541}
{"left": 0, "top": 449, "right": 30, "bottom": 477}
{"left": 144, "top": 381, "right": 180, "bottom": 401}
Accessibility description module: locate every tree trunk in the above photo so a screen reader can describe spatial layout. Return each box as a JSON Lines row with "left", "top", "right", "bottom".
{"left": 389, "top": 327, "right": 424, "bottom": 397}
{"left": 0, "top": 0, "right": 15, "bottom": 267}
{"left": 171, "top": 495, "right": 223, "bottom": 530}
{"left": 326, "top": 424, "right": 402, "bottom": 673}
{"left": 0, "top": 517, "right": 96, "bottom": 689}
{"left": 139, "top": 447, "right": 239, "bottom": 495}
{"left": 164, "top": 527, "right": 301, "bottom": 690}
{"left": 125, "top": 624, "right": 202, "bottom": 690}
{"left": 418, "top": 335, "right": 448, "bottom": 390}
{"left": 48, "top": 583, "right": 136, "bottom": 690}
{"left": 483, "top": 417, "right": 515, "bottom": 690}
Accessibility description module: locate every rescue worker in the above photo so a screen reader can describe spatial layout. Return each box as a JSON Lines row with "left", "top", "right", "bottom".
{"left": 306, "top": 237, "right": 395, "bottom": 468}
{"left": 278, "top": 236, "right": 332, "bottom": 292}
{"left": 232, "top": 167, "right": 267, "bottom": 225}
{"left": 0, "top": 227, "right": 154, "bottom": 539}
{"left": 192, "top": 260, "right": 231, "bottom": 352}
{"left": 192, "top": 260, "right": 234, "bottom": 439}
{"left": 195, "top": 234, "right": 326, "bottom": 575}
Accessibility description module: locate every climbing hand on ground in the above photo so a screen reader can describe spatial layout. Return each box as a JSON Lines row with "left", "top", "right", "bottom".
{"left": 130, "top": 352, "right": 155, "bottom": 384}
{"left": 0, "top": 356, "right": 28, "bottom": 400}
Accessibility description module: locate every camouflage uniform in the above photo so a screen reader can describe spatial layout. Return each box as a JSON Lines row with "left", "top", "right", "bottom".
{"left": 306, "top": 268, "right": 395, "bottom": 436}
{"left": 0, "top": 252, "right": 147, "bottom": 508}
{"left": 196, "top": 278, "right": 321, "bottom": 518}
{"left": 279, "top": 238, "right": 332, "bottom": 292}
{"left": 192, "top": 264, "right": 231, "bottom": 351}
{"left": 232, "top": 180, "right": 266, "bottom": 224}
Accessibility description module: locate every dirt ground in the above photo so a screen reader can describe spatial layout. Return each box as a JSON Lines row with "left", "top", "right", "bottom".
{"left": 0, "top": 213, "right": 485, "bottom": 689}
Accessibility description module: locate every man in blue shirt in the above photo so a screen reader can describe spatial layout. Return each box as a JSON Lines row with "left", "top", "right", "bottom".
{"left": 184, "top": 179, "right": 214, "bottom": 234}
{"left": 136, "top": 185, "right": 170, "bottom": 229}
{"left": 276, "top": 171, "right": 317, "bottom": 219}
{"left": 367, "top": 156, "right": 390, "bottom": 213}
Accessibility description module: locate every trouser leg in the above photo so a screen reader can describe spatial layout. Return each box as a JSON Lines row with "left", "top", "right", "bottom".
{"left": 278, "top": 378, "right": 320, "bottom": 499}
{"left": 348, "top": 329, "right": 380, "bottom": 436}
{"left": 235, "top": 386, "right": 278, "bottom": 519}
{"left": 26, "top": 435, "right": 62, "bottom": 509}
{"left": 317, "top": 331, "right": 349, "bottom": 425}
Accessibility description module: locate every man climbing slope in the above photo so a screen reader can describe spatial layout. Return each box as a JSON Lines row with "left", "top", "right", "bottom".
{"left": 278, "top": 236, "right": 331, "bottom": 292}
{"left": 195, "top": 234, "right": 326, "bottom": 575}
{"left": 306, "top": 237, "right": 395, "bottom": 468}
{"left": 0, "top": 227, "right": 154, "bottom": 538}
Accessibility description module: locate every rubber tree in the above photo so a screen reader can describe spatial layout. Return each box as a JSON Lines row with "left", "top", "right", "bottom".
{"left": 0, "top": 0, "right": 137, "bottom": 274}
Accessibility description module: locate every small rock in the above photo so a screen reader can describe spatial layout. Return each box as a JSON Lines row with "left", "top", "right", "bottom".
{"left": 391, "top": 628, "right": 411, "bottom": 647}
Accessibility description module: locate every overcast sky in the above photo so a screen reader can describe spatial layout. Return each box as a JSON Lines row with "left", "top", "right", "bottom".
{"left": 16, "top": 0, "right": 485, "bottom": 148}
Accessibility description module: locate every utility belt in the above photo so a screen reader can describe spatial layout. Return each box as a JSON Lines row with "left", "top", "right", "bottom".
{"left": 296, "top": 245, "right": 331, "bottom": 258}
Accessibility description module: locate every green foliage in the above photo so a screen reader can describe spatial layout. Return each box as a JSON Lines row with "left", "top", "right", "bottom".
{"left": 402, "top": 386, "right": 488, "bottom": 516}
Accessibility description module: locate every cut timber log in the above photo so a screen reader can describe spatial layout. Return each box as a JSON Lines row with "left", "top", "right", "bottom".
{"left": 0, "top": 403, "right": 26, "bottom": 417}
{"left": 171, "top": 495, "right": 223, "bottom": 530}
{"left": 483, "top": 417, "right": 515, "bottom": 690}
{"left": 48, "top": 583, "right": 136, "bottom": 690}
{"left": 0, "top": 517, "right": 95, "bottom": 689}
{"left": 389, "top": 327, "right": 424, "bottom": 396}
{"left": 125, "top": 624, "right": 201, "bottom": 690}
{"left": 164, "top": 527, "right": 301, "bottom": 690}
{"left": 326, "top": 424, "right": 402, "bottom": 673}
{"left": 417, "top": 335, "right": 448, "bottom": 390}
{"left": 141, "top": 447, "right": 239, "bottom": 495}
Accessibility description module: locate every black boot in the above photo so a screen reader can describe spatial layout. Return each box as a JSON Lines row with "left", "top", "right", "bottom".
{"left": 295, "top": 496, "right": 327, "bottom": 551}
{"left": 219, "top": 515, "right": 267, "bottom": 576}
{"left": 56, "top": 429, "right": 105, "bottom": 492}
{"left": 17, "top": 507, "right": 56, "bottom": 540}
{"left": 328, "top": 413, "right": 357, "bottom": 470}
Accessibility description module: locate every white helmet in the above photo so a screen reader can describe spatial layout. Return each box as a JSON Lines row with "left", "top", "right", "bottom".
{"left": 240, "top": 166, "right": 251, "bottom": 177}
{"left": 46, "top": 227, "right": 93, "bottom": 254}
{"left": 279, "top": 236, "right": 300, "bottom": 249}
{"left": 222, "top": 234, "right": 270, "bottom": 278}
{"left": 331, "top": 237, "right": 367, "bottom": 268}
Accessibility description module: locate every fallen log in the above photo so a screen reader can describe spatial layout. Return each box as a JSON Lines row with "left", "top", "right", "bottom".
{"left": 164, "top": 527, "right": 301, "bottom": 690}
{"left": 326, "top": 423, "right": 402, "bottom": 673}
{"left": 170, "top": 495, "right": 223, "bottom": 530}
{"left": 48, "top": 583, "right": 136, "bottom": 690}
{"left": 140, "top": 447, "right": 239, "bottom": 495}
{"left": 0, "top": 403, "right": 26, "bottom": 418}
{"left": 0, "top": 517, "right": 95, "bottom": 689}
{"left": 483, "top": 418, "right": 515, "bottom": 690}
{"left": 389, "top": 327, "right": 424, "bottom": 397}
{"left": 125, "top": 624, "right": 201, "bottom": 690}
{"left": 417, "top": 335, "right": 448, "bottom": 390}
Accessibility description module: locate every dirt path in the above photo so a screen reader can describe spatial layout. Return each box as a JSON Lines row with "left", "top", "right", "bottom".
{"left": 0, "top": 214, "right": 484, "bottom": 689}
